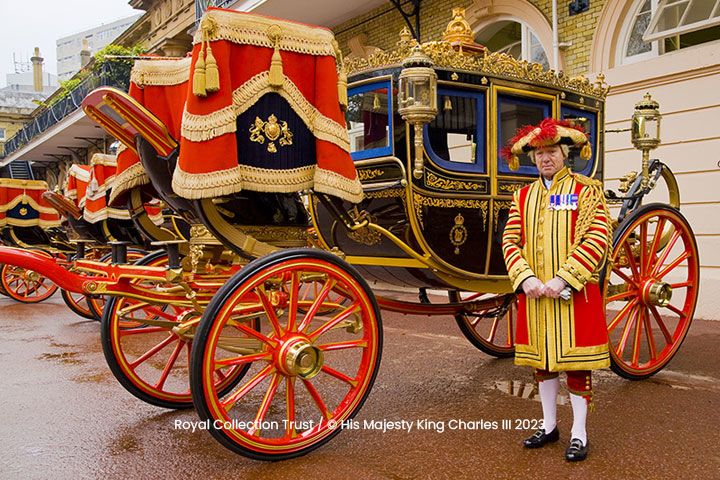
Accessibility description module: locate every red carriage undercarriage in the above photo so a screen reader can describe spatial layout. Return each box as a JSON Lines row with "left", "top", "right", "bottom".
{"left": 0, "top": 7, "right": 698, "bottom": 460}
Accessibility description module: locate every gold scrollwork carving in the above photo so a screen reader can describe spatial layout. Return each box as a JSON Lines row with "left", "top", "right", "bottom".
{"left": 249, "top": 114, "right": 293, "bottom": 153}
{"left": 346, "top": 10, "right": 610, "bottom": 100}
{"left": 493, "top": 200, "right": 513, "bottom": 231}
{"left": 413, "top": 193, "right": 489, "bottom": 229}
{"left": 499, "top": 182, "right": 525, "bottom": 193}
{"left": 358, "top": 168, "right": 385, "bottom": 181}
{"left": 449, "top": 213, "right": 468, "bottom": 255}
{"left": 426, "top": 171, "right": 484, "bottom": 192}
{"left": 364, "top": 188, "right": 404, "bottom": 199}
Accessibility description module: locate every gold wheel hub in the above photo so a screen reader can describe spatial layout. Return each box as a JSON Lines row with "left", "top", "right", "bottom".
{"left": 279, "top": 338, "right": 324, "bottom": 379}
{"left": 642, "top": 280, "right": 672, "bottom": 307}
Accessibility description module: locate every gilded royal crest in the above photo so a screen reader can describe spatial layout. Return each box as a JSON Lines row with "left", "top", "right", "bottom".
{"left": 449, "top": 213, "right": 468, "bottom": 255}
{"left": 249, "top": 114, "right": 293, "bottom": 153}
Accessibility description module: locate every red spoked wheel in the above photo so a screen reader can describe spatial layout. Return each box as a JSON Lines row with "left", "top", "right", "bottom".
{"left": 190, "top": 249, "right": 383, "bottom": 460}
{"left": 603, "top": 204, "right": 699, "bottom": 379}
{"left": 449, "top": 291, "right": 516, "bottom": 358}
{"left": 0, "top": 265, "right": 9, "bottom": 297}
{"left": 101, "top": 250, "right": 249, "bottom": 409}
{"left": 0, "top": 263, "right": 58, "bottom": 303}
{"left": 61, "top": 289, "right": 95, "bottom": 320}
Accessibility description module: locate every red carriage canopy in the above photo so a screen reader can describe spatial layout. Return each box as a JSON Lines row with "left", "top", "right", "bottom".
{"left": 171, "top": 8, "right": 361, "bottom": 203}
{"left": 0, "top": 179, "right": 61, "bottom": 228}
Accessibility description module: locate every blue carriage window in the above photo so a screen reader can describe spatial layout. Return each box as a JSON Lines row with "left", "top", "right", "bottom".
{"left": 561, "top": 106, "right": 597, "bottom": 176}
{"left": 347, "top": 81, "right": 393, "bottom": 160}
{"left": 497, "top": 94, "right": 552, "bottom": 175}
{"left": 423, "top": 88, "right": 486, "bottom": 173}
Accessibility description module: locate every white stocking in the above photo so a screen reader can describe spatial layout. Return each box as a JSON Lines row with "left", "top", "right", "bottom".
{"left": 570, "top": 393, "right": 588, "bottom": 444}
{"left": 538, "top": 377, "right": 559, "bottom": 432}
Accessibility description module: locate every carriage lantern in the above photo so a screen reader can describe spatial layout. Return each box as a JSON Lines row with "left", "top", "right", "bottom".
{"left": 631, "top": 93, "right": 662, "bottom": 190}
{"left": 398, "top": 45, "right": 438, "bottom": 179}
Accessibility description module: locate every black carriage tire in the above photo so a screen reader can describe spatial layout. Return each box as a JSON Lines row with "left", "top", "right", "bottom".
{"left": 60, "top": 289, "right": 95, "bottom": 320}
{"left": 449, "top": 290, "right": 516, "bottom": 358}
{"left": 603, "top": 203, "right": 698, "bottom": 380}
{"left": 100, "top": 249, "right": 250, "bottom": 409}
{"left": 190, "top": 248, "right": 384, "bottom": 461}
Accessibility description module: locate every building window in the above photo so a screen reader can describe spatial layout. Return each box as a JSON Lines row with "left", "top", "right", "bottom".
{"left": 622, "top": 0, "right": 720, "bottom": 63}
{"left": 476, "top": 21, "right": 550, "bottom": 69}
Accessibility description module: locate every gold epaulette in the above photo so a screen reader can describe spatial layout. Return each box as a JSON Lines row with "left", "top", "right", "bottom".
{"left": 572, "top": 173, "right": 602, "bottom": 188}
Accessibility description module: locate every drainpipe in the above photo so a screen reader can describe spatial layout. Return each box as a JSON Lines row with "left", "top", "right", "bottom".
{"left": 552, "top": 0, "right": 559, "bottom": 71}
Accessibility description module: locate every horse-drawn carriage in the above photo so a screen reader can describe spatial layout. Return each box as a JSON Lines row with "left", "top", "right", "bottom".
{"left": 0, "top": 6, "right": 698, "bottom": 461}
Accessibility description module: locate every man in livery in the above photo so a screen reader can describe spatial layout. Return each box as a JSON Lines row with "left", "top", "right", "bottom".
{"left": 501, "top": 118, "right": 611, "bottom": 461}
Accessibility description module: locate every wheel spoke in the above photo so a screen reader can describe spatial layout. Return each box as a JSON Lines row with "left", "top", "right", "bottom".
{"left": 641, "top": 308, "right": 657, "bottom": 361}
{"left": 141, "top": 305, "right": 180, "bottom": 321}
{"left": 669, "top": 280, "right": 693, "bottom": 289}
{"left": 613, "top": 268, "right": 639, "bottom": 288}
{"left": 639, "top": 221, "right": 648, "bottom": 276}
{"left": 120, "top": 326, "right": 174, "bottom": 337}
{"left": 607, "top": 298, "right": 638, "bottom": 332}
{"left": 617, "top": 305, "right": 639, "bottom": 357}
{"left": 155, "top": 340, "right": 185, "bottom": 389}
{"left": 317, "top": 339, "right": 368, "bottom": 351}
{"left": 234, "top": 322, "right": 279, "bottom": 347}
{"left": 321, "top": 364, "right": 358, "bottom": 387}
{"left": 256, "top": 286, "right": 283, "bottom": 337}
{"left": 664, "top": 303, "right": 686, "bottom": 318}
{"left": 622, "top": 241, "right": 641, "bottom": 281}
{"left": 214, "top": 351, "right": 272, "bottom": 367}
{"left": 650, "top": 230, "right": 681, "bottom": 276}
{"left": 285, "top": 377, "right": 297, "bottom": 439}
{"left": 645, "top": 217, "right": 667, "bottom": 273}
{"left": 309, "top": 301, "right": 361, "bottom": 341}
{"left": 606, "top": 288, "right": 636, "bottom": 303}
{"left": 302, "top": 378, "right": 331, "bottom": 420}
{"left": 297, "top": 279, "right": 337, "bottom": 333}
{"left": 631, "top": 308, "right": 644, "bottom": 366}
{"left": 287, "top": 272, "right": 300, "bottom": 332}
{"left": 221, "top": 363, "right": 274, "bottom": 412}
{"left": 649, "top": 305, "right": 673, "bottom": 345}
{"left": 129, "top": 334, "right": 177, "bottom": 369}
{"left": 248, "top": 373, "right": 282, "bottom": 436}
{"left": 655, "top": 251, "right": 690, "bottom": 280}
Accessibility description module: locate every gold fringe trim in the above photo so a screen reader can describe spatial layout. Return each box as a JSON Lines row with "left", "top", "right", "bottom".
{"left": 172, "top": 161, "right": 361, "bottom": 204}
{"left": 90, "top": 153, "right": 117, "bottom": 167}
{"left": 109, "top": 163, "right": 150, "bottom": 205}
{"left": 181, "top": 71, "right": 349, "bottom": 151}
{"left": 83, "top": 207, "right": 132, "bottom": 224}
{"left": 0, "top": 178, "right": 50, "bottom": 190}
{"left": 1, "top": 218, "right": 61, "bottom": 228}
{"left": 68, "top": 164, "right": 91, "bottom": 183}
{"left": 0, "top": 194, "right": 58, "bottom": 214}
{"left": 130, "top": 57, "right": 192, "bottom": 87}
{"left": 194, "top": 9, "right": 337, "bottom": 58}
{"left": 313, "top": 168, "right": 364, "bottom": 204}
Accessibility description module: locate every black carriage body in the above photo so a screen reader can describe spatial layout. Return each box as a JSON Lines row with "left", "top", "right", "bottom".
{"left": 310, "top": 63, "right": 606, "bottom": 293}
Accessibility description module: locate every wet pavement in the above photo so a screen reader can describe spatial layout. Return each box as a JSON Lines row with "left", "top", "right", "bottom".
{"left": 1, "top": 291, "right": 718, "bottom": 479}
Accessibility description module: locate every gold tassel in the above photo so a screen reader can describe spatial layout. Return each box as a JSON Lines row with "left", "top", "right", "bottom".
{"left": 269, "top": 45, "right": 284, "bottom": 88}
{"left": 509, "top": 155, "right": 519, "bottom": 171}
{"left": 193, "top": 44, "right": 207, "bottom": 97}
{"left": 337, "top": 68, "right": 348, "bottom": 112}
{"left": 204, "top": 43, "right": 220, "bottom": 93}
{"left": 372, "top": 93, "right": 380, "bottom": 112}
{"left": 443, "top": 95, "right": 452, "bottom": 111}
{"left": 581, "top": 142, "right": 592, "bottom": 160}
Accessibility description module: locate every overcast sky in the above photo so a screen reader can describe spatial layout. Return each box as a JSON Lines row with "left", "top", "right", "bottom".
{"left": 0, "top": 0, "right": 143, "bottom": 87}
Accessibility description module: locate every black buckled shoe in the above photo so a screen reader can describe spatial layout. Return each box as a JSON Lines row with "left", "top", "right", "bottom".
{"left": 523, "top": 426, "right": 560, "bottom": 448}
{"left": 565, "top": 438, "right": 589, "bottom": 461}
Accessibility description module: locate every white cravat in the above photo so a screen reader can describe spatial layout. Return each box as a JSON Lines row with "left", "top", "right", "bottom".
{"left": 543, "top": 177, "right": 553, "bottom": 189}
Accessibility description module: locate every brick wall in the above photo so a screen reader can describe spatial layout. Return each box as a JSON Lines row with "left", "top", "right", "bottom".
{"left": 333, "top": 0, "right": 609, "bottom": 76}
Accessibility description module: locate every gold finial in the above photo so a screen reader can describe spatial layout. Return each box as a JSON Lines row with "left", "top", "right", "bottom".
{"left": 398, "top": 26, "right": 416, "bottom": 48}
{"left": 443, "top": 7, "right": 474, "bottom": 45}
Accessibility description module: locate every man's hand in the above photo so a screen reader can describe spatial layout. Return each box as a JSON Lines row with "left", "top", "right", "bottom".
{"left": 543, "top": 277, "right": 568, "bottom": 298}
{"left": 521, "top": 276, "right": 545, "bottom": 299}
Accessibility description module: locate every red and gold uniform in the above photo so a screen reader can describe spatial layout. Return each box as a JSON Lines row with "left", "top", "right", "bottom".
{"left": 503, "top": 167, "right": 611, "bottom": 394}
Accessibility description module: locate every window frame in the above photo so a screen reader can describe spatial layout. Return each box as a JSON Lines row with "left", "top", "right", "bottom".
{"left": 496, "top": 93, "right": 553, "bottom": 176}
{"left": 560, "top": 105, "right": 598, "bottom": 177}
{"left": 643, "top": 0, "right": 720, "bottom": 42}
{"left": 347, "top": 79, "right": 394, "bottom": 161}
{"left": 422, "top": 87, "right": 487, "bottom": 174}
